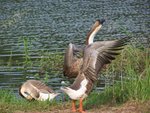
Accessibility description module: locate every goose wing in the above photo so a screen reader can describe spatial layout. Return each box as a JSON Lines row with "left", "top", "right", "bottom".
{"left": 28, "top": 80, "right": 54, "bottom": 94}
{"left": 63, "top": 19, "right": 105, "bottom": 78}
{"left": 82, "top": 37, "right": 130, "bottom": 81}
{"left": 64, "top": 43, "right": 83, "bottom": 67}
{"left": 63, "top": 43, "right": 84, "bottom": 77}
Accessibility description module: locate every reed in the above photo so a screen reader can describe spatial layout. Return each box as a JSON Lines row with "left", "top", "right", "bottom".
{"left": 85, "top": 45, "right": 150, "bottom": 109}
{"left": 114, "top": 45, "right": 150, "bottom": 101}
{"left": 22, "top": 38, "right": 63, "bottom": 82}
{"left": 1, "top": 40, "right": 149, "bottom": 112}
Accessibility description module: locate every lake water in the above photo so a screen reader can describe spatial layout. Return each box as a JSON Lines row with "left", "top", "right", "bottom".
{"left": 0, "top": 0, "right": 149, "bottom": 96}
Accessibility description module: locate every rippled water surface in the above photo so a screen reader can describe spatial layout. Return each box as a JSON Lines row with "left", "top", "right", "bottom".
{"left": 0, "top": 0, "right": 149, "bottom": 95}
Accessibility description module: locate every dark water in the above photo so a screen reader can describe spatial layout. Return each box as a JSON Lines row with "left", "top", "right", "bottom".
{"left": 0, "top": 0, "right": 149, "bottom": 96}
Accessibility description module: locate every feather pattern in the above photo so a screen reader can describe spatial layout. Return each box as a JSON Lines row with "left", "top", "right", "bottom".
{"left": 63, "top": 19, "right": 105, "bottom": 78}
{"left": 19, "top": 80, "right": 59, "bottom": 101}
{"left": 69, "top": 37, "right": 131, "bottom": 95}
{"left": 27, "top": 80, "right": 54, "bottom": 93}
{"left": 82, "top": 37, "right": 131, "bottom": 84}
{"left": 63, "top": 43, "right": 84, "bottom": 78}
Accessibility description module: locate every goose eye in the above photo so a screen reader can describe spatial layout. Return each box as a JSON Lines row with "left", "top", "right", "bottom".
{"left": 24, "top": 92, "right": 30, "bottom": 96}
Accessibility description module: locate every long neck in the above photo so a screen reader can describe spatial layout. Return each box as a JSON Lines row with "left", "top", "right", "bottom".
{"left": 86, "top": 25, "right": 102, "bottom": 45}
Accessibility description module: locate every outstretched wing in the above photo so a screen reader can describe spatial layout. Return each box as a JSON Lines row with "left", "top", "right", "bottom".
{"left": 63, "top": 43, "right": 84, "bottom": 77}
{"left": 82, "top": 37, "right": 131, "bottom": 81}
{"left": 64, "top": 43, "right": 83, "bottom": 67}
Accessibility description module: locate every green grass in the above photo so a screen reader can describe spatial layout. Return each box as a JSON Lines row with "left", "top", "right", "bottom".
{"left": 84, "top": 45, "right": 150, "bottom": 109}
{"left": 0, "top": 90, "right": 67, "bottom": 113}
{"left": 18, "top": 37, "right": 64, "bottom": 82}
{"left": 0, "top": 45, "right": 149, "bottom": 112}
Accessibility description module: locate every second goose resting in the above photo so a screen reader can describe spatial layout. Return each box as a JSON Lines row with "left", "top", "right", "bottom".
{"left": 19, "top": 80, "right": 59, "bottom": 101}
{"left": 61, "top": 37, "right": 130, "bottom": 113}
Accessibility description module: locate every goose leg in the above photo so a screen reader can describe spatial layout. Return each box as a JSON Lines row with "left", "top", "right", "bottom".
{"left": 72, "top": 100, "right": 77, "bottom": 112}
{"left": 79, "top": 98, "right": 86, "bottom": 113}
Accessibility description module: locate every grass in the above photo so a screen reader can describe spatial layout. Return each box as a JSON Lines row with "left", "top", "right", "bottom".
{"left": 0, "top": 90, "right": 68, "bottom": 113}
{"left": 84, "top": 45, "right": 150, "bottom": 109}
{"left": 0, "top": 44, "right": 150, "bottom": 112}
{"left": 21, "top": 37, "right": 63, "bottom": 81}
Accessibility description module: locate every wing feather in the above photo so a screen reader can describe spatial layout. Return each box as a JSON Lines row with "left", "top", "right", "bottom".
{"left": 28, "top": 80, "right": 54, "bottom": 93}
{"left": 81, "top": 37, "right": 130, "bottom": 81}
{"left": 63, "top": 43, "right": 84, "bottom": 77}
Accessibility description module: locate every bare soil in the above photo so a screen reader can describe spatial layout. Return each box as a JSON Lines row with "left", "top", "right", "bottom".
{"left": 15, "top": 101, "right": 150, "bottom": 113}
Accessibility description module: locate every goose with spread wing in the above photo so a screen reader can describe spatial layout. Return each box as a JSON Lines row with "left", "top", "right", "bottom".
{"left": 19, "top": 80, "right": 59, "bottom": 101}
{"left": 61, "top": 37, "right": 130, "bottom": 113}
{"left": 63, "top": 19, "right": 105, "bottom": 78}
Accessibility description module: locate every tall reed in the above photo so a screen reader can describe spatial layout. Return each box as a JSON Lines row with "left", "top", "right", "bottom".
{"left": 85, "top": 45, "right": 150, "bottom": 108}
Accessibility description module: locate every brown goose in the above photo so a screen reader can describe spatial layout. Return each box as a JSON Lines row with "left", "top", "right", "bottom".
{"left": 61, "top": 37, "right": 130, "bottom": 113}
{"left": 19, "top": 80, "right": 59, "bottom": 101}
{"left": 63, "top": 19, "right": 105, "bottom": 78}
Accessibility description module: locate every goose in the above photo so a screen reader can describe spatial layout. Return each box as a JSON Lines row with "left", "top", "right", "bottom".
{"left": 61, "top": 37, "right": 130, "bottom": 113}
{"left": 63, "top": 19, "right": 105, "bottom": 78}
{"left": 19, "top": 80, "right": 59, "bottom": 101}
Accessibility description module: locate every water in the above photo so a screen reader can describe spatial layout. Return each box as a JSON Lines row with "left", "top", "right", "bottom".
{"left": 0, "top": 0, "right": 149, "bottom": 96}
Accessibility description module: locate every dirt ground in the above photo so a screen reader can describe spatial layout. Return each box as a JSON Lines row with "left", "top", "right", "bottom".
{"left": 15, "top": 101, "right": 150, "bottom": 113}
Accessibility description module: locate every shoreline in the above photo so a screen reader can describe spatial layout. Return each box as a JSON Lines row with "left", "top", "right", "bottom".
{"left": 14, "top": 100, "right": 150, "bottom": 113}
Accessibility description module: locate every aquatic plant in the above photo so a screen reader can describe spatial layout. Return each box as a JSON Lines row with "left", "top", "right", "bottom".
{"left": 21, "top": 37, "right": 63, "bottom": 82}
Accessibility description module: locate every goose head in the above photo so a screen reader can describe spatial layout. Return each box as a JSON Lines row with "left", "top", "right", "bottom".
{"left": 19, "top": 86, "right": 33, "bottom": 100}
{"left": 86, "top": 19, "right": 105, "bottom": 45}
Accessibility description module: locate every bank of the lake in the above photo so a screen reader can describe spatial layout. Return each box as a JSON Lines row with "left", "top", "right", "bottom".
{"left": 0, "top": 46, "right": 150, "bottom": 113}
{"left": 0, "top": 0, "right": 149, "bottom": 94}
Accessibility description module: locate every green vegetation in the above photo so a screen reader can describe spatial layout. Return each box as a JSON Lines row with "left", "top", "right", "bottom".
{"left": 85, "top": 45, "right": 150, "bottom": 109}
{"left": 0, "top": 90, "right": 68, "bottom": 113}
{"left": 0, "top": 42, "right": 150, "bottom": 112}
{"left": 22, "top": 37, "right": 63, "bottom": 82}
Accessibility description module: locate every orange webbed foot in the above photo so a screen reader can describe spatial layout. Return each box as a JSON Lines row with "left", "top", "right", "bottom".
{"left": 72, "top": 100, "right": 77, "bottom": 112}
{"left": 79, "top": 98, "right": 86, "bottom": 113}
{"left": 79, "top": 110, "right": 86, "bottom": 113}
{"left": 72, "top": 109, "right": 77, "bottom": 112}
